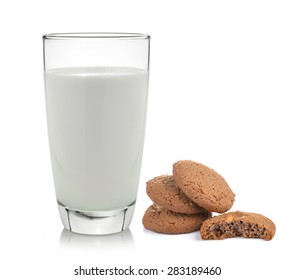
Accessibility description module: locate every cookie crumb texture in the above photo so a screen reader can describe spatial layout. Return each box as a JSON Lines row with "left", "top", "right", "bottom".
{"left": 200, "top": 211, "right": 275, "bottom": 241}
{"left": 143, "top": 204, "right": 211, "bottom": 234}
{"left": 173, "top": 160, "right": 235, "bottom": 213}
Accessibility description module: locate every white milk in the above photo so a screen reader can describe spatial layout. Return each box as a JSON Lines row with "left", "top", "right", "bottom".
{"left": 45, "top": 67, "right": 149, "bottom": 211}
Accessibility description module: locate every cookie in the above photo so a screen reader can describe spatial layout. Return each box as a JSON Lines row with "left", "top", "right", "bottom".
{"left": 142, "top": 204, "right": 212, "bottom": 234}
{"left": 173, "top": 160, "right": 235, "bottom": 213}
{"left": 200, "top": 211, "right": 275, "bottom": 240}
{"left": 146, "top": 175, "right": 207, "bottom": 214}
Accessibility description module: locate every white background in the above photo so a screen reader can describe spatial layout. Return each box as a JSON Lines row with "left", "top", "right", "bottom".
{"left": 0, "top": 0, "right": 293, "bottom": 279}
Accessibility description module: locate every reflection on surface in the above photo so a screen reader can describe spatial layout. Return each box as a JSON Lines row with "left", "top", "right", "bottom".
{"left": 59, "top": 228, "right": 135, "bottom": 250}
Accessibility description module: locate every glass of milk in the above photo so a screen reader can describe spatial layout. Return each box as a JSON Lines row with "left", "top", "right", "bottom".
{"left": 43, "top": 33, "right": 150, "bottom": 235}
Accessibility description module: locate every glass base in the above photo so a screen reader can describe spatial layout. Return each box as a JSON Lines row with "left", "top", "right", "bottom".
{"left": 57, "top": 201, "right": 136, "bottom": 235}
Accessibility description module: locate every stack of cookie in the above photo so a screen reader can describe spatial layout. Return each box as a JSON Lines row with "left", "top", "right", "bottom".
{"left": 143, "top": 160, "right": 235, "bottom": 234}
{"left": 143, "top": 160, "right": 275, "bottom": 240}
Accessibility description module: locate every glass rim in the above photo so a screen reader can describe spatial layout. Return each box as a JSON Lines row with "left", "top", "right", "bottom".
{"left": 43, "top": 32, "right": 150, "bottom": 40}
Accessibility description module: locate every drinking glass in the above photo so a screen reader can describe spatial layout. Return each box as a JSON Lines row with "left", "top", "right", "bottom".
{"left": 43, "top": 33, "right": 150, "bottom": 235}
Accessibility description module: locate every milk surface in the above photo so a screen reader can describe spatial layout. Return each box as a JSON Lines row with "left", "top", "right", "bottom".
{"left": 45, "top": 67, "right": 149, "bottom": 211}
